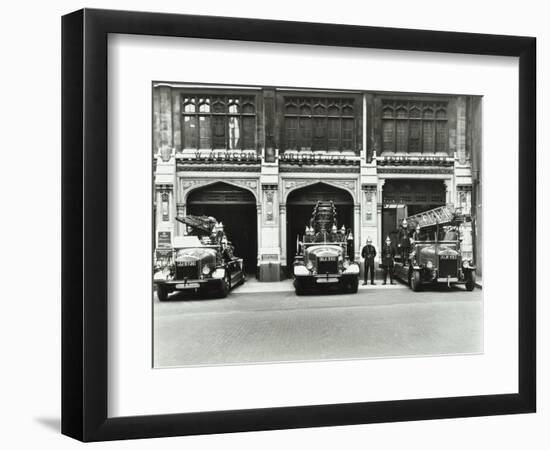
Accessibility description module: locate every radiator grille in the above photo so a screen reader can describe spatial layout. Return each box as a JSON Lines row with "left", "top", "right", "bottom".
{"left": 317, "top": 259, "right": 338, "bottom": 274}
{"left": 175, "top": 263, "right": 199, "bottom": 280}
{"left": 438, "top": 257, "right": 458, "bottom": 278}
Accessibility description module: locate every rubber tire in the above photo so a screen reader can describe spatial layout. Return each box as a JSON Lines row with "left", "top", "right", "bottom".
{"left": 217, "top": 275, "right": 230, "bottom": 298}
{"left": 295, "top": 279, "right": 306, "bottom": 296}
{"left": 465, "top": 270, "right": 476, "bottom": 291}
{"left": 345, "top": 278, "right": 359, "bottom": 294}
{"left": 410, "top": 270, "right": 422, "bottom": 292}
{"left": 157, "top": 285, "right": 169, "bottom": 302}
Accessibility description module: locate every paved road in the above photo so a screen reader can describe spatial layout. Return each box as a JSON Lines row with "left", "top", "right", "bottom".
{"left": 153, "top": 282, "right": 482, "bottom": 368}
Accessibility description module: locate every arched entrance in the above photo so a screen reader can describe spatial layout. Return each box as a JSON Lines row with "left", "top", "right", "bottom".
{"left": 286, "top": 183, "right": 354, "bottom": 275}
{"left": 187, "top": 182, "right": 257, "bottom": 274}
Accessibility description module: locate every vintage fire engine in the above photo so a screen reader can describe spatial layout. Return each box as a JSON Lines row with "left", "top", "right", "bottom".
{"left": 393, "top": 205, "right": 476, "bottom": 291}
{"left": 153, "top": 215, "right": 245, "bottom": 300}
{"left": 293, "top": 201, "right": 360, "bottom": 295}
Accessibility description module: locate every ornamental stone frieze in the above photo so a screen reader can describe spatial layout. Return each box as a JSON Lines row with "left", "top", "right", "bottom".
{"left": 376, "top": 155, "right": 454, "bottom": 166}
{"left": 176, "top": 162, "right": 261, "bottom": 172}
{"left": 179, "top": 178, "right": 259, "bottom": 200}
{"left": 377, "top": 167, "right": 454, "bottom": 175}
{"left": 155, "top": 184, "right": 173, "bottom": 191}
{"left": 176, "top": 203, "right": 185, "bottom": 218}
{"left": 283, "top": 178, "right": 357, "bottom": 201}
{"left": 261, "top": 184, "right": 278, "bottom": 224}
{"left": 279, "top": 166, "right": 360, "bottom": 173}
{"left": 329, "top": 179, "right": 357, "bottom": 193}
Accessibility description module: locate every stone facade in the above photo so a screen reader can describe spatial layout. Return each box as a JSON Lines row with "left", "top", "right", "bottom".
{"left": 153, "top": 83, "right": 482, "bottom": 281}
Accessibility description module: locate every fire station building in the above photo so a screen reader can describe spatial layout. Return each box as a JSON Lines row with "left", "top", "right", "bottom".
{"left": 153, "top": 83, "right": 482, "bottom": 281}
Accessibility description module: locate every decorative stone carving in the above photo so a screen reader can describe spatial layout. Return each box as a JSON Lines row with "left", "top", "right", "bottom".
{"left": 377, "top": 168, "right": 454, "bottom": 174}
{"left": 329, "top": 180, "right": 356, "bottom": 193}
{"left": 362, "top": 184, "right": 377, "bottom": 192}
{"left": 284, "top": 179, "right": 356, "bottom": 201}
{"left": 279, "top": 166, "right": 360, "bottom": 173}
{"left": 179, "top": 178, "right": 259, "bottom": 200}
{"left": 155, "top": 183, "right": 173, "bottom": 191}
{"left": 231, "top": 179, "right": 258, "bottom": 192}
{"left": 176, "top": 203, "right": 185, "bottom": 218}
{"left": 180, "top": 180, "right": 204, "bottom": 191}
{"left": 159, "top": 145, "right": 173, "bottom": 162}
{"left": 284, "top": 179, "right": 310, "bottom": 191}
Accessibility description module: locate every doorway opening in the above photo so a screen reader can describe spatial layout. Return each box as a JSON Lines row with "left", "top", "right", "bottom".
{"left": 286, "top": 182, "right": 354, "bottom": 276}
{"left": 381, "top": 179, "right": 446, "bottom": 244}
{"left": 187, "top": 182, "right": 257, "bottom": 274}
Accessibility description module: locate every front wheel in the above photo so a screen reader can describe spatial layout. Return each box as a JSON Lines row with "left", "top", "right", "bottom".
{"left": 217, "top": 275, "right": 230, "bottom": 298}
{"left": 156, "top": 285, "right": 169, "bottom": 301}
{"left": 295, "top": 278, "right": 307, "bottom": 296}
{"left": 343, "top": 278, "right": 359, "bottom": 294}
{"left": 410, "top": 270, "right": 422, "bottom": 292}
{"left": 465, "top": 270, "right": 476, "bottom": 291}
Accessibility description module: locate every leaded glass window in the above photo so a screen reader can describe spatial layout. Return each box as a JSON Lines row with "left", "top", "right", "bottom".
{"left": 283, "top": 97, "right": 357, "bottom": 152}
{"left": 381, "top": 100, "right": 449, "bottom": 154}
{"left": 181, "top": 95, "right": 256, "bottom": 150}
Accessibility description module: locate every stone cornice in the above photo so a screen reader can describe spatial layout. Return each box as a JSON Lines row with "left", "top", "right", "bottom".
{"left": 176, "top": 163, "right": 261, "bottom": 172}
{"left": 279, "top": 165, "right": 360, "bottom": 173}
{"left": 377, "top": 155, "right": 454, "bottom": 167}
{"left": 377, "top": 167, "right": 454, "bottom": 175}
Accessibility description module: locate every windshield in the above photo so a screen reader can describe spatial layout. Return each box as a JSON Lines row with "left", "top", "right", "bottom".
{"left": 175, "top": 248, "right": 217, "bottom": 259}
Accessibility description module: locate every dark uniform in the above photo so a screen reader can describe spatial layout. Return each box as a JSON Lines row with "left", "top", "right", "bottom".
{"left": 397, "top": 225, "right": 410, "bottom": 265}
{"left": 347, "top": 232, "right": 354, "bottom": 262}
{"left": 381, "top": 243, "right": 396, "bottom": 284}
{"left": 361, "top": 244, "right": 377, "bottom": 284}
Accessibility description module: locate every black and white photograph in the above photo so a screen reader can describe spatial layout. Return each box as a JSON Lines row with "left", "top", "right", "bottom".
{"left": 152, "top": 83, "right": 483, "bottom": 368}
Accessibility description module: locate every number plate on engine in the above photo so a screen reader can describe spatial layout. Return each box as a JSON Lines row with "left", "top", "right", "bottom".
{"left": 316, "top": 278, "right": 339, "bottom": 283}
{"left": 176, "top": 283, "right": 200, "bottom": 289}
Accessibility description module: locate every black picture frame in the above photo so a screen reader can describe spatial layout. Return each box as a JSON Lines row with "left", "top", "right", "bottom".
{"left": 61, "top": 8, "right": 536, "bottom": 442}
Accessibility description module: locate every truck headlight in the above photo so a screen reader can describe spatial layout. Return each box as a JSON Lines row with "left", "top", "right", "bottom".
{"left": 202, "top": 265, "right": 212, "bottom": 276}
{"left": 426, "top": 260, "right": 433, "bottom": 269}
{"left": 153, "top": 271, "right": 167, "bottom": 281}
{"left": 306, "top": 261, "right": 313, "bottom": 271}
{"left": 212, "top": 268, "right": 225, "bottom": 279}
{"left": 462, "top": 259, "right": 472, "bottom": 268}
{"left": 343, "top": 260, "right": 350, "bottom": 269}
{"left": 344, "top": 263, "right": 359, "bottom": 274}
{"left": 294, "top": 265, "right": 310, "bottom": 276}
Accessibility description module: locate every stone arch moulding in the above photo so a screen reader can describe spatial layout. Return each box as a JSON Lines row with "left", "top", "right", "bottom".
{"left": 179, "top": 178, "right": 260, "bottom": 204}
{"left": 283, "top": 179, "right": 357, "bottom": 203}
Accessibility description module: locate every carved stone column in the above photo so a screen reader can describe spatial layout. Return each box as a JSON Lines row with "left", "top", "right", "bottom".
{"left": 443, "top": 178, "right": 453, "bottom": 205}
{"left": 376, "top": 179, "right": 386, "bottom": 252}
{"left": 377, "top": 203, "right": 383, "bottom": 255}
{"left": 256, "top": 203, "right": 262, "bottom": 258}
{"left": 176, "top": 203, "right": 186, "bottom": 235}
{"left": 354, "top": 204, "right": 361, "bottom": 259}
{"left": 279, "top": 203, "right": 287, "bottom": 268}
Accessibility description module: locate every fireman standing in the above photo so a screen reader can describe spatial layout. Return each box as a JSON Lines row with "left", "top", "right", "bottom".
{"left": 397, "top": 219, "right": 410, "bottom": 265}
{"left": 346, "top": 229, "right": 355, "bottom": 262}
{"left": 361, "top": 237, "right": 377, "bottom": 285}
{"left": 381, "top": 236, "right": 396, "bottom": 285}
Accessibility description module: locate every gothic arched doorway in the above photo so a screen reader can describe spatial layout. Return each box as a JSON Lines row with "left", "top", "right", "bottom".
{"left": 187, "top": 182, "right": 257, "bottom": 274}
{"left": 286, "top": 183, "right": 354, "bottom": 276}
{"left": 381, "top": 179, "right": 446, "bottom": 246}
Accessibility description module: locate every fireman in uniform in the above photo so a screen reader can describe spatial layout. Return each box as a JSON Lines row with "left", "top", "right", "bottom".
{"left": 381, "top": 236, "right": 396, "bottom": 285}
{"left": 397, "top": 219, "right": 410, "bottom": 265}
{"left": 361, "top": 237, "right": 377, "bottom": 285}
{"left": 346, "top": 229, "right": 354, "bottom": 262}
